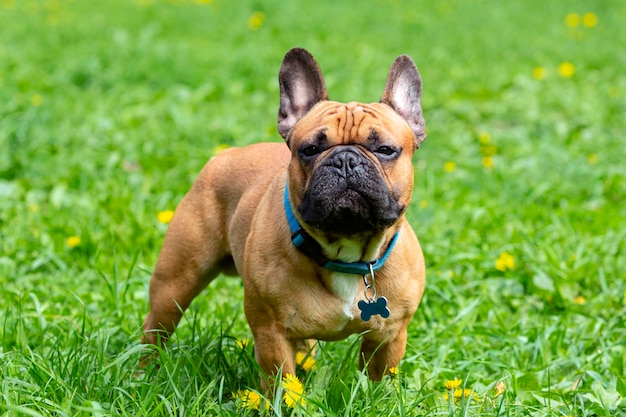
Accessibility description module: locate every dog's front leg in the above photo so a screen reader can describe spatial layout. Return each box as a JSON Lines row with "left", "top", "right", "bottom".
{"left": 251, "top": 325, "right": 297, "bottom": 392}
{"left": 359, "top": 326, "right": 408, "bottom": 381}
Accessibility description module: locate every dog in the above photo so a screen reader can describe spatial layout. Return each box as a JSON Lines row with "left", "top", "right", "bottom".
{"left": 143, "top": 48, "right": 427, "bottom": 390}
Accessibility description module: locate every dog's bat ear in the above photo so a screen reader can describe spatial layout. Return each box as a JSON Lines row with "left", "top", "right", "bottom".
{"left": 278, "top": 48, "right": 328, "bottom": 141}
{"left": 381, "top": 55, "right": 427, "bottom": 148}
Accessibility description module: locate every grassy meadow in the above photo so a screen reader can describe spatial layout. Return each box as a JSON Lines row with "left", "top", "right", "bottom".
{"left": 1, "top": 0, "right": 625, "bottom": 415}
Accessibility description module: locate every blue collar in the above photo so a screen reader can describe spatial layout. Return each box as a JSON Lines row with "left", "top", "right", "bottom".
{"left": 284, "top": 185, "right": 399, "bottom": 275}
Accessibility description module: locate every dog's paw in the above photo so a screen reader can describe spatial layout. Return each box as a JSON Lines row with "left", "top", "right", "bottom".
{"left": 358, "top": 296, "right": 391, "bottom": 321}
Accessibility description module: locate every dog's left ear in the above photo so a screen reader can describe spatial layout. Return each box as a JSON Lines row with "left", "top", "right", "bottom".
{"left": 381, "top": 55, "right": 426, "bottom": 148}
{"left": 278, "top": 48, "right": 329, "bottom": 140}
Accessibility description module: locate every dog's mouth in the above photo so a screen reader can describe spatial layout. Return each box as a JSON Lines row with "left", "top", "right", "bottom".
{"left": 298, "top": 150, "right": 404, "bottom": 236}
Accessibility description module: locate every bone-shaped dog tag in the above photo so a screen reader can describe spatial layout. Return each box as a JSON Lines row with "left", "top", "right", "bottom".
{"left": 358, "top": 296, "right": 391, "bottom": 321}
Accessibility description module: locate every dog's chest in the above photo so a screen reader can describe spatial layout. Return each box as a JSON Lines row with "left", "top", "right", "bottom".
{"left": 286, "top": 271, "right": 384, "bottom": 340}
{"left": 327, "top": 272, "right": 360, "bottom": 319}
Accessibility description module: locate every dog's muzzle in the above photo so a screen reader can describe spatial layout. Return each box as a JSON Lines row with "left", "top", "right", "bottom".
{"left": 299, "top": 148, "right": 403, "bottom": 236}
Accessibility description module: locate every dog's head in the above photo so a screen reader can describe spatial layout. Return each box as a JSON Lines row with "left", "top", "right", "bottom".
{"left": 279, "top": 48, "right": 426, "bottom": 241}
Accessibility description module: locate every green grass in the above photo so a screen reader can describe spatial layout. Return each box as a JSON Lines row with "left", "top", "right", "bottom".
{"left": 1, "top": 0, "right": 625, "bottom": 415}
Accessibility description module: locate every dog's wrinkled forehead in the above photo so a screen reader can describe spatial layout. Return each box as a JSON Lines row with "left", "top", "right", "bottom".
{"left": 291, "top": 101, "right": 414, "bottom": 147}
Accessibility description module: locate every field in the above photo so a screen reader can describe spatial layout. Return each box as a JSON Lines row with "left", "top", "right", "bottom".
{"left": 1, "top": 0, "right": 625, "bottom": 415}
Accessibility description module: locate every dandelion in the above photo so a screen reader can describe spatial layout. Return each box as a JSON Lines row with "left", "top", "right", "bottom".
{"left": 295, "top": 351, "right": 316, "bottom": 372}
{"left": 212, "top": 143, "right": 231, "bottom": 156}
{"left": 445, "top": 379, "right": 462, "bottom": 390}
{"left": 31, "top": 94, "right": 43, "bottom": 107}
{"left": 282, "top": 374, "right": 305, "bottom": 408}
{"left": 558, "top": 62, "right": 575, "bottom": 78}
{"left": 233, "top": 389, "right": 268, "bottom": 411}
{"left": 587, "top": 154, "right": 599, "bottom": 164}
{"left": 482, "top": 157, "right": 494, "bottom": 169}
{"left": 389, "top": 367, "right": 399, "bottom": 377}
{"left": 573, "top": 295, "right": 587, "bottom": 305}
{"left": 195, "top": 0, "right": 212, "bottom": 4}
{"left": 236, "top": 339, "right": 249, "bottom": 349}
{"left": 493, "top": 381, "right": 506, "bottom": 398}
{"left": 157, "top": 210, "right": 175, "bottom": 224}
{"left": 247, "top": 11, "right": 265, "bottom": 31}
{"left": 443, "top": 161, "right": 457, "bottom": 173}
{"left": 478, "top": 131, "right": 491, "bottom": 145}
{"left": 443, "top": 388, "right": 481, "bottom": 403}
{"left": 582, "top": 12, "right": 598, "bottom": 28}
{"left": 565, "top": 13, "right": 580, "bottom": 28}
{"left": 67, "top": 236, "right": 81, "bottom": 248}
{"left": 495, "top": 251, "right": 515, "bottom": 272}
{"left": 532, "top": 66, "right": 547, "bottom": 80}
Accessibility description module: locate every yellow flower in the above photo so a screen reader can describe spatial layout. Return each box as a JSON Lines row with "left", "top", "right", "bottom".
{"left": 247, "top": 11, "right": 265, "bottom": 31}
{"left": 66, "top": 236, "right": 81, "bottom": 248}
{"left": 282, "top": 374, "right": 305, "bottom": 408}
{"left": 573, "top": 295, "right": 587, "bottom": 305}
{"left": 389, "top": 367, "right": 399, "bottom": 376}
{"left": 532, "top": 66, "right": 547, "bottom": 80}
{"left": 478, "top": 131, "right": 491, "bottom": 145}
{"left": 445, "top": 379, "right": 462, "bottom": 390}
{"left": 212, "top": 143, "right": 231, "bottom": 156}
{"left": 236, "top": 339, "right": 249, "bottom": 349}
{"left": 565, "top": 13, "right": 580, "bottom": 28}
{"left": 157, "top": 210, "right": 175, "bottom": 224}
{"left": 587, "top": 154, "right": 598, "bottom": 164}
{"left": 493, "top": 381, "right": 506, "bottom": 398}
{"left": 31, "top": 94, "right": 43, "bottom": 107}
{"left": 495, "top": 251, "right": 515, "bottom": 272}
{"left": 482, "top": 156, "right": 494, "bottom": 169}
{"left": 295, "top": 351, "right": 316, "bottom": 372}
{"left": 443, "top": 161, "right": 457, "bottom": 173}
{"left": 558, "top": 62, "right": 575, "bottom": 78}
{"left": 582, "top": 12, "right": 598, "bottom": 28}
{"left": 419, "top": 200, "right": 428, "bottom": 209}
{"left": 442, "top": 388, "right": 480, "bottom": 403}
{"left": 195, "top": 0, "right": 212, "bottom": 4}
{"left": 233, "top": 389, "right": 268, "bottom": 411}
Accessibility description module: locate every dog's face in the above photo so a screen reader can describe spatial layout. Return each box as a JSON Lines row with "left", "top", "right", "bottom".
{"left": 288, "top": 101, "right": 417, "bottom": 236}
{"left": 278, "top": 49, "right": 426, "bottom": 239}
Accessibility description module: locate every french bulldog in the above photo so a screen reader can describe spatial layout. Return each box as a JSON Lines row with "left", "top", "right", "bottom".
{"left": 143, "top": 48, "right": 427, "bottom": 390}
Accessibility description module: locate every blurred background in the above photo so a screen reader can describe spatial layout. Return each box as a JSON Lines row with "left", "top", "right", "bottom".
{"left": 1, "top": 0, "right": 624, "bottom": 414}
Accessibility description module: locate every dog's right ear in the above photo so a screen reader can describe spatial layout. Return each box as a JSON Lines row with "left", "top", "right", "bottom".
{"left": 278, "top": 48, "right": 328, "bottom": 140}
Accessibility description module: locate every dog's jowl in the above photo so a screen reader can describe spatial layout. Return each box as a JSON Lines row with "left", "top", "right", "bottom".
{"left": 143, "top": 48, "right": 427, "bottom": 390}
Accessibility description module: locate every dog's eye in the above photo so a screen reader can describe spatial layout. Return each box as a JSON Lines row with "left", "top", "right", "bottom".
{"left": 375, "top": 146, "right": 397, "bottom": 156}
{"left": 301, "top": 145, "right": 321, "bottom": 158}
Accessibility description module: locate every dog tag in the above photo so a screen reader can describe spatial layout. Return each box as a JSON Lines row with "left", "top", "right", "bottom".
{"left": 358, "top": 296, "right": 391, "bottom": 321}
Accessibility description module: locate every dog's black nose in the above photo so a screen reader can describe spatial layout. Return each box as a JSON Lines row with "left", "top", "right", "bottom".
{"left": 330, "top": 150, "right": 360, "bottom": 172}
